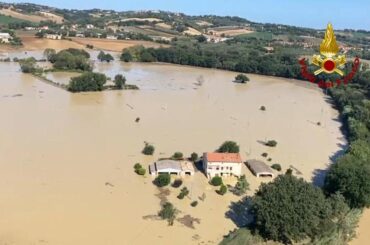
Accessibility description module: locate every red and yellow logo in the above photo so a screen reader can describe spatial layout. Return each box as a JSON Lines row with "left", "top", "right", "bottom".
{"left": 299, "top": 23, "right": 360, "bottom": 88}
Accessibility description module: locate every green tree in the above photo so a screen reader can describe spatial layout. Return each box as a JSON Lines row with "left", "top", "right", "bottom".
{"left": 43, "top": 48, "right": 56, "bottom": 61}
{"left": 98, "top": 51, "right": 114, "bottom": 62}
{"left": 142, "top": 143, "right": 155, "bottom": 155}
{"left": 218, "top": 184, "right": 228, "bottom": 195}
{"left": 68, "top": 72, "right": 107, "bottom": 92}
{"left": 172, "top": 152, "right": 183, "bottom": 160}
{"left": 211, "top": 176, "right": 223, "bottom": 186}
{"left": 113, "top": 74, "right": 126, "bottom": 89}
{"left": 252, "top": 175, "right": 333, "bottom": 244}
{"left": 19, "top": 57, "right": 37, "bottom": 73}
{"left": 324, "top": 155, "right": 370, "bottom": 208}
{"left": 158, "top": 202, "right": 178, "bottom": 226}
{"left": 155, "top": 174, "right": 171, "bottom": 187}
{"left": 120, "top": 50, "right": 133, "bottom": 62}
{"left": 177, "top": 187, "right": 189, "bottom": 199}
{"left": 190, "top": 152, "right": 198, "bottom": 162}
{"left": 265, "top": 140, "right": 278, "bottom": 147}
{"left": 234, "top": 175, "right": 249, "bottom": 196}
{"left": 218, "top": 141, "right": 240, "bottom": 153}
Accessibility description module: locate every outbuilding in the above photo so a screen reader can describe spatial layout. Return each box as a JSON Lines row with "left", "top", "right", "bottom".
{"left": 246, "top": 160, "right": 274, "bottom": 178}
{"left": 149, "top": 159, "right": 194, "bottom": 176}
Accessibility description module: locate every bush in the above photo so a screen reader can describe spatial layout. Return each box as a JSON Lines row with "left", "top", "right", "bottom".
{"left": 265, "top": 140, "right": 278, "bottom": 147}
{"left": 155, "top": 174, "right": 171, "bottom": 187}
{"left": 267, "top": 158, "right": 272, "bottom": 162}
{"left": 190, "top": 152, "right": 198, "bottom": 162}
{"left": 217, "top": 184, "right": 228, "bottom": 195}
{"left": 271, "top": 164, "right": 282, "bottom": 171}
{"left": 121, "top": 50, "right": 133, "bottom": 62}
{"left": 260, "top": 106, "right": 266, "bottom": 111}
{"left": 158, "top": 202, "right": 178, "bottom": 226}
{"left": 177, "top": 187, "right": 189, "bottom": 199}
{"left": 98, "top": 51, "right": 114, "bottom": 62}
{"left": 234, "top": 175, "right": 249, "bottom": 196}
{"left": 134, "top": 163, "right": 142, "bottom": 170}
{"left": 113, "top": 74, "right": 126, "bottom": 89}
{"left": 172, "top": 152, "right": 183, "bottom": 160}
{"left": 68, "top": 72, "right": 107, "bottom": 92}
{"left": 235, "top": 74, "right": 250, "bottom": 83}
{"left": 136, "top": 168, "right": 146, "bottom": 175}
{"left": 172, "top": 179, "right": 183, "bottom": 188}
{"left": 52, "top": 49, "right": 91, "bottom": 71}
{"left": 19, "top": 57, "right": 37, "bottom": 73}
{"left": 261, "top": 152, "right": 268, "bottom": 157}
{"left": 286, "top": 168, "right": 293, "bottom": 175}
{"left": 211, "top": 176, "right": 223, "bottom": 186}
{"left": 142, "top": 143, "right": 155, "bottom": 155}
{"left": 218, "top": 141, "right": 240, "bottom": 153}
{"left": 191, "top": 201, "right": 198, "bottom": 207}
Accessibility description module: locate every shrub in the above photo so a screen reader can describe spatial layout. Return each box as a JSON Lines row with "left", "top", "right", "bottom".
{"left": 261, "top": 152, "right": 268, "bottom": 157}
{"left": 267, "top": 158, "right": 272, "bottom": 162}
{"left": 113, "top": 74, "right": 126, "bottom": 89}
{"left": 235, "top": 74, "right": 250, "bottom": 83}
{"left": 191, "top": 201, "right": 198, "bottom": 207}
{"left": 98, "top": 51, "right": 114, "bottom": 62}
{"left": 134, "top": 163, "right": 142, "bottom": 170}
{"left": 142, "top": 143, "right": 155, "bottom": 155}
{"left": 218, "top": 141, "right": 240, "bottom": 153}
{"left": 265, "top": 140, "right": 278, "bottom": 147}
{"left": 19, "top": 57, "right": 37, "bottom": 73}
{"left": 158, "top": 202, "right": 178, "bottom": 226}
{"left": 286, "top": 168, "right": 293, "bottom": 175}
{"left": 155, "top": 174, "right": 171, "bottom": 187}
{"left": 271, "top": 164, "right": 282, "bottom": 171}
{"left": 172, "top": 179, "right": 183, "bottom": 188}
{"left": 211, "top": 176, "right": 223, "bottom": 186}
{"left": 172, "top": 152, "right": 183, "bottom": 160}
{"left": 260, "top": 106, "right": 266, "bottom": 111}
{"left": 217, "top": 184, "right": 228, "bottom": 195}
{"left": 177, "top": 187, "right": 189, "bottom": 199}
{"left": 136, "top": 168, "right": 146, "bottom": 175}
{"left": 234, "top": 175, "right": 249, "bottom": 196}
{"left": 190, "top": 152, "right": 198, "bottom": 162}
{"left": 68, "top": 72, "right": 107, "bottom": 92}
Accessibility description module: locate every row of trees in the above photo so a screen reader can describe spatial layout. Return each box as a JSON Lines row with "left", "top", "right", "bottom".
{"left": 45, "top": 48, "right": 92, "bottom": 71}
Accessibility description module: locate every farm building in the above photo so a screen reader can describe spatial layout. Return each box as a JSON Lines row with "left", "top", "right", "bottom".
{"left": 246, "top": 160, "right": 274, "bottom": 178}
{"left": 0, "top": 33, "right": 11, "bottom": 43}
{"left": 149, "top": 159, "right": 194, "bottom": 176}
{"left": 203, "top": 152, "right": 242, "bottom": 178}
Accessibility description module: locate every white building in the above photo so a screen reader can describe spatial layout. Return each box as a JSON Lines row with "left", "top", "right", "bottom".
{"left": 149, "top": 159, "right": 194, "bottom": 176}
{"left": 203, "top": 152, "right": 243, "bottom": 178}
{"left": 0, "top": 33, "right": 12, "bottom": 43}
{"left": 45, "top": 34, "right": 62, "bottom": 40}
{"left": 86, "top": 24, "right": 95, "bottom": 29}
{"left": 106, "top": 35, "right": 117, "bottom": 40}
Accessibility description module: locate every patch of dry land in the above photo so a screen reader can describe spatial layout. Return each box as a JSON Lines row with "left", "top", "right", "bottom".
{"left": 0, "top": 7, "right": 64, "bottom": 23}
{"left": 184, "top": 27, "right": 202, "bottom": 36}
{"left": 0, "top": 54, "right": 345, "bottom": 244}
{"left": 209, "top": 27, "right": 254, "bottom": 37}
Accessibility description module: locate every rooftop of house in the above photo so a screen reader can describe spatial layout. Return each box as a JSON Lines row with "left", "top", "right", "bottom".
{"left": 155, "top": 159, "right": 182, "bottom": 171}
{"left": 204, "top": 152, "right": 242, "bottom": 163}
{"left": 247, "top": 159, "right": 274, "bottom": 176}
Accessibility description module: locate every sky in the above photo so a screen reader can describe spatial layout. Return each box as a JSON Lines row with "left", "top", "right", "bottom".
{"left": 3, "top": 0, "right": 370, "bottom": 30}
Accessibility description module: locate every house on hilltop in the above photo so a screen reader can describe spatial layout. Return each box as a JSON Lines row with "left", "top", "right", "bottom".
{"left": 203, "top": 152, "right": 242, "bottom": 178}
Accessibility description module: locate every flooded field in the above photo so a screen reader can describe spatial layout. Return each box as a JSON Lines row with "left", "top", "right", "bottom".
{"left": 0, "top": 54, "right": 345, "bottom": 244}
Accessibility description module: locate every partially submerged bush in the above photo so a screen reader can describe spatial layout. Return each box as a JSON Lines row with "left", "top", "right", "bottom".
{"left": 190, "top": 152, "right": 199, "bottom": 162}
{"left": 155, "top": 174, "right": 171, "bottom": 187}
{"left": 191, "top": 201, "right": 198, "bottom": 207}
{"left": 172, "top": 152, "right": 183, "bottom": 160}
{"left": 218, "top": 141, "right": 240, "bottom": 153}
{"left": 211, "top": 176, "right": 223, "bottom": 186}
{"left": 136, "top": 168, "right": 146, "bottom": 175}
{"left": 177, "top": 187, "right": 189, "bottom": 199}
{"left": 271, "top": 164, "right": 282, "bottom": 171}
{"left": 172, "top": 179, "right": 183, "bottom": 188}
{"left": 260, "top": 106, "right": 266, "bottom": 111}
{"left": 261, "top": 152, "right": 268, "bottom": 157}
{"left": 217, "top": 184, "right": 228, "bottom": 195}
{"left": 265, "top": 140, "right": 278, "bottom": 147}
{"left": 142, "top": 143, "right": 155, "bottom": 155}
{"left": 158, "top": 202, "right": 178, "bottom": 226}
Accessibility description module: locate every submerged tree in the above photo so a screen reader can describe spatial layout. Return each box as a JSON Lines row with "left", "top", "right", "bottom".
{"left": 218, "top": 141, "right": 240, "bottom": 153}
{"left": 113, "top": 74, "right": 126, "bottom": 89}
{"left": 158, "top": 202, "right": 178, "bottom": 226}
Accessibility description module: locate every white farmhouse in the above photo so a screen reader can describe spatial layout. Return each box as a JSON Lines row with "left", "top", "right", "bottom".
{"left": 203, "top": 152, "right": 243, "bottom": 178}
{"left": 45, "top": 34, "right": 62, "bottom": 40}
{"left": 0, "top": 33, "right": 12, "bottom": 43}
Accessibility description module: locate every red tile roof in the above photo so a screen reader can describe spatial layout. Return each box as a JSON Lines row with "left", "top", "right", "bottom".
{"left": 205, "top": 152, "right": 242, "bottom": 163}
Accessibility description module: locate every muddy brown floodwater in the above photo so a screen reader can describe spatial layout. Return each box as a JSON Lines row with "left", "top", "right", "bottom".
{"left": 0, "top": 53, "right": 345, "bottom": 245}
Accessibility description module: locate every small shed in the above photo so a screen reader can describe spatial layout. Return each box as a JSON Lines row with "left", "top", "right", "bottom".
{"left": 246, "top": 160, "right": 274, "bottom": 178}
{"left": 150, "top": 160, "right": 182, "bottom": 176}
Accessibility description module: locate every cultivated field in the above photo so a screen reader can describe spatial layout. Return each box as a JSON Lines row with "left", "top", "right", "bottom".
{"left": 0, "top": 8, "right": 64, "bottom": 23}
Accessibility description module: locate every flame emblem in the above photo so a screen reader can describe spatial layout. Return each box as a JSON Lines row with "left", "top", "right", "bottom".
{"left": 312, "top": 23, "right": 346, "bottom": 76}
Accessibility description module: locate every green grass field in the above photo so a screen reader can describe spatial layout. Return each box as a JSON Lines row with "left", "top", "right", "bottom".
{"left": 0, "top": 14, "right": 28, "bottom": 25}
